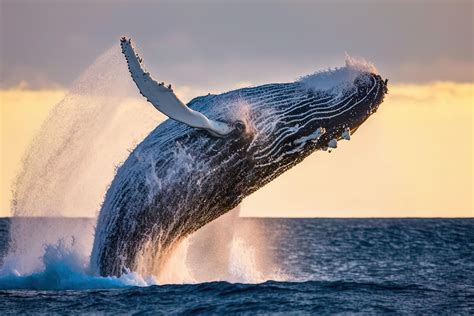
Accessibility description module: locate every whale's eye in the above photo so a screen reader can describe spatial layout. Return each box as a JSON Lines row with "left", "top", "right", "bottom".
{"left": 233, "top": 120, "right": 246, "bottom": 134}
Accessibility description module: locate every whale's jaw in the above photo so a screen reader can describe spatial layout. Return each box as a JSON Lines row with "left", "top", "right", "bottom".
{"left": 91, "top": 68, "right": 388, "bottom": 277}
{"left": 250, "top": 73, "right": 387, "bottom": 175}
{"left": 315, "top": 73, "right": 387, "bottom": 150}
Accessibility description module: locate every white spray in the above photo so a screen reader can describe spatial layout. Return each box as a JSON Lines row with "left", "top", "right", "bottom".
{"left": 4, "top": 46, "right": 159, "bottom": 275}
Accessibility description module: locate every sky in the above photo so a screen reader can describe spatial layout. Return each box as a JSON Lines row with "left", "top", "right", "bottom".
{"left": 0, "top": 0, "right": 473, "bottom": 217}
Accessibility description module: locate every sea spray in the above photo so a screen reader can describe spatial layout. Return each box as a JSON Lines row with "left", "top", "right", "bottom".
{"left": 300, "top": 54, "right": 377, "bottom": 95}
{"left": 0, "top": 214, "right": 283, "bottom": 289}
{"left": 5, "top": 45, "right": 159, "bottom": 275}
{"left": 157, "top": 207, "right": 285, "bottom": 284}
{"left": 0, "top": 237, "right": 156, "bottom": 290}
{"left": 11, "top": 46, "right": 159, "bottom": 218}
{"left": 1, "top": 218, "right": 95, "bottom": 277}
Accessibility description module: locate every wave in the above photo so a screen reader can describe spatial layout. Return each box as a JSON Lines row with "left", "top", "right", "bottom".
{"left": 0, "top": 210, "right": 285, "bottom": 290}
{"left": 0, "top": 239, "right": 155, "bottom": 290}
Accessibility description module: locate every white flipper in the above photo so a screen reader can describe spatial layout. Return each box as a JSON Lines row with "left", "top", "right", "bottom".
{"left": 120, "top": 37, "right": 233, "bottom": 137}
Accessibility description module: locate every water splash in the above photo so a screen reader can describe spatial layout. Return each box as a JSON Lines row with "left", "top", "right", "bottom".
{"left": 0, "top": 212, "right": 284, "bottom": 290}
{"left": 157, "top": 207, "right": 285, "bottom": 284}
{"left": 1, "top": 218, "right": 95, "bottom": 277}
{"left": 300, "top": 54, "right": 377, "bottom": 94}
{"left": 0, "top": 238, "right": 156, "bottom": 290}
{"left": 5, "top": 45, "right": 159, "bottom": 275}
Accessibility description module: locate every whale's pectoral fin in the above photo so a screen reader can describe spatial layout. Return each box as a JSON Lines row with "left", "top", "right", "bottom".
{"left": 120, "top": 37, "right": 233, "bottom": 137}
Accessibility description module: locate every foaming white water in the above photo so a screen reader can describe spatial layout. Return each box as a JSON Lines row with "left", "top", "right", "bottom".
{"left": 300, "top": 54, "right": 376, "bottom": 94}
{"left": 1, "top": 218, "right": 95, "bottom": 277}
{"left": 0, "top": 238, "right": 156, "bottom": 290}
{"left": 0, "top": 212, "right": 284, "bottom": 289}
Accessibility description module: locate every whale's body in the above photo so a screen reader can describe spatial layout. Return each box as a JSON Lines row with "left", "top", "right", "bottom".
{"left": 91, "top": 58, "right": 387, "bottom": 277}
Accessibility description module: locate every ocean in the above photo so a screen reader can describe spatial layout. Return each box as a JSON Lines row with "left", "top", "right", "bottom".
{"left": 0, "top": 217, "right": 472, "bottom": 314}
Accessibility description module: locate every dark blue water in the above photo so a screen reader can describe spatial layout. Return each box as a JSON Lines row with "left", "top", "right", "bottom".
{"left": 0, "top": 218, "right": 473, "bottom": 314}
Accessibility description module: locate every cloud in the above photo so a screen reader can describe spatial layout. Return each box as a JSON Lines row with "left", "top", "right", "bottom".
{"left": 0, "top": 73, "right": 64, "bottom": 91}
{"left": 1, "top": 1, "right": 473, "bottom": 89}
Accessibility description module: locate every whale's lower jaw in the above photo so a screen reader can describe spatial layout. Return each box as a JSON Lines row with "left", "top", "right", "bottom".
{"left": 91, "top": 73, "right": 387, "bottom": 277}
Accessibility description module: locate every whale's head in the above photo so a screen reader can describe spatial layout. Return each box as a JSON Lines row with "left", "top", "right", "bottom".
{"left": 213, "top": 59, "right": 389, "bottom": 185}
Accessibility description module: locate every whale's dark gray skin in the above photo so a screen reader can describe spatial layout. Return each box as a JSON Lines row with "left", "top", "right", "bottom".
{"left": 91, "top": 65, "right": 388, "bottom": 277}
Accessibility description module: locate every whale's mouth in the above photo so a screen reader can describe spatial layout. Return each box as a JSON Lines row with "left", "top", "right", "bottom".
{"left": 251, "top": 71, "right": 388, "bottom": 163}
{"left": 314, "top": 73, "right": 388, "bottom": 151}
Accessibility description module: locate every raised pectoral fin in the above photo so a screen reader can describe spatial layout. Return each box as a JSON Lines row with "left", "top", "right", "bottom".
{"left": 120, "top": 37, "right": 233, "bottom": 137}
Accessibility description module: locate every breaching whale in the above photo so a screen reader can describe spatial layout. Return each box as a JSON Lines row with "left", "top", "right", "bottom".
{"left": 91, "top": 38, "right": 388, "bottom": 277}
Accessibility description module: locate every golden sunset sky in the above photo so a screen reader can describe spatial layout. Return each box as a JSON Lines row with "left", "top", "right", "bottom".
{"left": 1, "top": 82, "right": 472, "bottom": 217}
{"left": 1, "top": 1, "right": 473, "bottom": 217}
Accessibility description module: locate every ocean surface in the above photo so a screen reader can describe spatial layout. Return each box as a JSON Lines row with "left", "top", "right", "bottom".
{"left": 0, "top": 217, "right": 473, "bottom": 314}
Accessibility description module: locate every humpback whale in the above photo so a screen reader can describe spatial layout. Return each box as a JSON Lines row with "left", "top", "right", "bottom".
{"left": 91, "top": 38, "right": 388, "bottom": 277}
